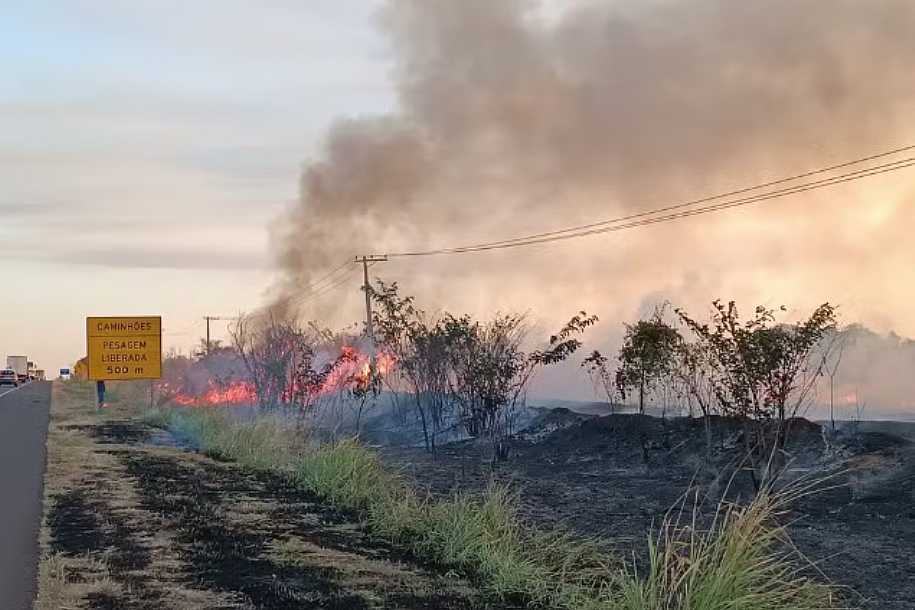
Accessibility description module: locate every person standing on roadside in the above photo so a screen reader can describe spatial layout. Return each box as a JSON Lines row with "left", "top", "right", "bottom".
{"left": 96, "top": 379, "right": 106, "bottom": 408}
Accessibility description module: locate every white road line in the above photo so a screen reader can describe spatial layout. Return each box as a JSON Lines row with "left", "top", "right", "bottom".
{"left": 0, "top": 385, "right": 26, "bottom": 399}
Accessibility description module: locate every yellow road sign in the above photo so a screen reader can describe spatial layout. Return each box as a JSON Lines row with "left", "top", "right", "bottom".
{"left": 86, "top": 316, "right": 162, "bottom": 380}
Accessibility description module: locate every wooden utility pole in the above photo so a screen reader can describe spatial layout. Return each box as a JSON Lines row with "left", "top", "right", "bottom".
{"left": 354, "top": 255, "right": 387, "bottom": 364}
{"left": 202, "top": 316, "right": 238, "bottom": 355}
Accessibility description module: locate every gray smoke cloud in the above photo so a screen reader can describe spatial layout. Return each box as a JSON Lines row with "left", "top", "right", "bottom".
{"left": 272, "top": 0, "right": 915, "bottom": 408}
{"left": 821, "top": 325, "right": 915, "bottom": 419}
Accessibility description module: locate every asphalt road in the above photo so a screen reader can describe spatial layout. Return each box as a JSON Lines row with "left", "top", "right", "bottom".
{"left": 0, "top": 381, "right": 51, "bottom": 610}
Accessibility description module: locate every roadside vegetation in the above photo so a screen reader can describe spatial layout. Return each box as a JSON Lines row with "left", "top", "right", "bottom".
{"left": 125, "top": 284, "right": 855, "bottom": 607}
{"left": 147, "top": 284, "right": 844, "bottom": 488}
{"left": 583, "top": 300, "right": 839, "bottom": 489}
{"left": 146, "top": 405, "right": 846, "bottom": 610}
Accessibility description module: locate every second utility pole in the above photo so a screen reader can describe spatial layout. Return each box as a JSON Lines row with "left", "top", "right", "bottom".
{"left": 355, "top": 255, "right": 387, "bottom": 365}
{"left": 202, "top": 315, "right": 238, "bottom": 355}
{"left": 204, "top": 316, "right": 214, "bottom": 355}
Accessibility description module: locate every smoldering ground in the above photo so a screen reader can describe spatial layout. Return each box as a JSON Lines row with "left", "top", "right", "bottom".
{"left": 271, "top": 0, "right": 915, "bottom": 407}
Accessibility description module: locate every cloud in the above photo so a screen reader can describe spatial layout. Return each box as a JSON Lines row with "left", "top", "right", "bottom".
{"left": 0, "top": 202, "right": 60, "bottom": 218}
{"left": 56, "top": 247, "right": 269, "bottom": 271}
{"left": 0, "top": 1, "right": 393, "bottom": 273}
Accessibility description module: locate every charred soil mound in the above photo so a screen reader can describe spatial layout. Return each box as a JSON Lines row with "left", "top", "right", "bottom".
{"left": 382, "top": 411, "right": 915, "bottom": 610}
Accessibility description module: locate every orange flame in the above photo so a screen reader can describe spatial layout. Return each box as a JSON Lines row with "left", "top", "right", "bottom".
{"left": 841, "top": 390, "right": 858, "bottom": 405}
{"left": 318, "top": 347, "right": 397, "bottom": 394}
{"left": 168, "top": 380, "right": 257, "bottom": 406}
{"left": 161, "top": 346, "right": 398, "bottom": 407}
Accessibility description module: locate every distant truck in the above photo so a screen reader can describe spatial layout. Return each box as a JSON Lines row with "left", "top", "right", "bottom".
{"left": 34, "top": 369, "right": 46, "bottom": 381}
{"left": 59, "top": 368, "right": 71, "bottom": 381}
{"left": 7, "top": 356, "right": 28, "bottom": 383}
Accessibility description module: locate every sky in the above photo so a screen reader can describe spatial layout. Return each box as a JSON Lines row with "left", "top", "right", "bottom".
{"left": 0, "top": 0, "right": 393, "bottom": 373}
{"left": 2, "top": 1, "right": 914, "bottom": 413}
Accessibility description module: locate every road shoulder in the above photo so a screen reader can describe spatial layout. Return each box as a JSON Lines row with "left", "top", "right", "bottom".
{"left": 33, "top": 383, "right": 489, "bottom": 609}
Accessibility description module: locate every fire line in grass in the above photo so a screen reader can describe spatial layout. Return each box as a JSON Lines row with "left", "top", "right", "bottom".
{"left": 159, "top": 346, "right": 397, "bottom": 407}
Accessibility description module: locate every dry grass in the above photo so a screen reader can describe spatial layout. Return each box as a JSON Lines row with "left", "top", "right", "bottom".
{"left": 35, "top": 383, "right": 239, "bottom": 609}
{"left": 37, "top": 385, "right": 490, "bottom": 609}
{"left": 156, "top": 407, "right": 849, "bottom": 610}
{"left": 159, "top": 409, "right": 608, "bottom": 604}
{"left": 34, "top": 552, "right": 121, "bottom": 610}
{"left": 35, "top": 382, "right": 122, "bottom": 608}
{"left": 614, "top": 486, "right": 843, "bottom": 610}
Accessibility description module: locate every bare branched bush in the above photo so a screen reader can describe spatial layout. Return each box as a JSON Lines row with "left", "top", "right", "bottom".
{"left": 581, "top": 350, "right": 617, "bottom": 414}
{"left": 230, "top": 309, "right": 310, "bottom": 408}
{"left": 372, "top": 280, "right": 596, "bottom": 456}
{"left": 231, "top": 316, "right": 378, "bottom": 434}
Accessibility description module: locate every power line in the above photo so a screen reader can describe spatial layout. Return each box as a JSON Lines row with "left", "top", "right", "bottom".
{"left": 430, "top": 142, "right": 915, "bottom": 251}
{"left": 287, "top": 259, "right": 354, "bottom": 307}
{"left": 441, "top": 156, "right": 915, "bottom": 254}
{"left": 384, "top": 145, "right": 915, "bottom": 257}
{"left": 288, "top": 259, "right": 385, "bottom": 308}
{"left": 389, "top": 154, "right": 915, "bottom": 256}
{"left": 282, "top": 143, "right": 915, "bottom": 306}
{"left": 293, "top": 267, "right": 357, "bottom": 307}
{"left": 300, "top": 259, "right": 353, "bottom": 293}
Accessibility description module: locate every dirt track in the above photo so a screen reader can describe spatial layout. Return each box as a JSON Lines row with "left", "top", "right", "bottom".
{"left": 36, "top": 383, "right": 499, "bottom": 609}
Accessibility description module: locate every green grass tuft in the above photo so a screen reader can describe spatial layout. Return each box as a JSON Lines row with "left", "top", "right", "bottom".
{"left": 613, "top": 488, "right": 842, "bottom": 610}
{"left": 139, "top": 407, "right": 175, "bottom": 429}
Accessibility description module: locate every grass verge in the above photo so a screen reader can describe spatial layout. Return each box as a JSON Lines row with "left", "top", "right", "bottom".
{"left": 145, "top": 406, "right": 848, "bottom": 610}
{"left": 35, "top": 382, "right": 129, "bottom": 609}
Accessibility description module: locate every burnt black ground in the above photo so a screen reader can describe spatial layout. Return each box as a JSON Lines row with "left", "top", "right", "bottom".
{"left": 0, "top": 381, "right": 51, "bottom": 610}
{"left": 45, "top": 413, "right": 499, "bottom": 609}
{"left": 382, "top": 412, "right": 915, "bottom": 610}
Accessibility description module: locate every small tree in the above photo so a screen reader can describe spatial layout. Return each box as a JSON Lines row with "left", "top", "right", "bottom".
{"left": 672, "top": 340, "right": 718, "bottom": 462}
{"left": 615, "top": 309, "right": 682, "bottom": 415}
{"left": 676, "top": 300, "right": 837, "bottom": 488}
{"left": 371, "top": 280, "right": 456, "bottom": 452}
{"left": 822, "top": 328, "right": 850, "bottom": 434}
{"left": 449, "top": 311, "right": 598, "bottom": 460}
{"left": 445, "top": 313, "right": 528, "bottom": 440}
